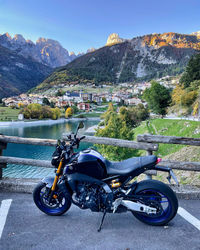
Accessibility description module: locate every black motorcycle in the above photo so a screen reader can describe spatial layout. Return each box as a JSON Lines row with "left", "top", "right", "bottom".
{"left": 33, "top": 122, "right": 178, "bottom": 231}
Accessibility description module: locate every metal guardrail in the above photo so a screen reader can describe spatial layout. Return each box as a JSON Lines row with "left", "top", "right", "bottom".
{"left": 0, "top": 134, "right": 200, "bottom": 179}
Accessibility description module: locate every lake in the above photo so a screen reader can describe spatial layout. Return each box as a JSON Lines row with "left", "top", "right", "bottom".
{"left": 0, "top": 119, "right": 99, "bottom": 178}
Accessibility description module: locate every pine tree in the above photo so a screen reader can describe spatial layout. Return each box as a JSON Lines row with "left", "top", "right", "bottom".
{"left": 180, "top": 53, "right": 200, "bottom": 88}
{"left": 95, "top": 111, "right": 138, "bottom": 161}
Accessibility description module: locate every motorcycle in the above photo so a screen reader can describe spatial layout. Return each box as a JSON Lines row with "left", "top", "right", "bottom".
{"left": 33, "top": 122, "right": 179, "bottom": 231}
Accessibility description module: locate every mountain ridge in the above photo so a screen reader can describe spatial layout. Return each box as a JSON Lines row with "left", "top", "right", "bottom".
{"left": 0, "top": 45, "right": 52, "bottom": 98}
{"left": 37, "top": 32, "right": 200, "bottom": 91}
{"left": 0, "top": 33, "right": 81, "bottom": 68}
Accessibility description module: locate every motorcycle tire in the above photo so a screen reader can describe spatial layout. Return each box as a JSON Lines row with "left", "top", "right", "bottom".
{"left": 33, "top": 182, "right": 72, "bottom": 216}
{"left": 131, "top": 180, "right": 178, "bottom": 226}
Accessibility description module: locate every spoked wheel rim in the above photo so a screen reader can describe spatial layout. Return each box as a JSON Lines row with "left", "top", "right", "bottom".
{"left": 135, "top": 189, "right": 172, "bottom": 223}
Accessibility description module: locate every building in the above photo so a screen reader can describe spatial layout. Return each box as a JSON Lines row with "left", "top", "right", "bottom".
{"left": 77, "top": 103, "right": 90, "bottom": 111}
{"left": 79, "top": 92, "right": 93, "bottom": 102}
{"left": 63, "top": 92, "right": 82, "bottom": 103}
{"left": 124, "top": 98, "right": 143, "bottom": 106}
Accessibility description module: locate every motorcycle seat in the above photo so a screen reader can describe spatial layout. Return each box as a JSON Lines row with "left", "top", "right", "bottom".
{"left": 105, "top": 155, "right": 157, "bottom": 176}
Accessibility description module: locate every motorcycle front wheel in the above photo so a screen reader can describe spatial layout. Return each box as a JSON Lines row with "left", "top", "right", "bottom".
{"left": 131, "top": 180, "right": 178, "bottom": 226}
{"left": 33, "top": 182, "right": 72, "bottom": 216}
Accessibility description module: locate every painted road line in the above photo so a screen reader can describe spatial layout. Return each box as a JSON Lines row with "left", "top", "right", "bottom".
{"left": 0, "top": 199, "right": 12, "bottom": 239}
{"left": 178, "top": 207, "right": 200, "bottom": 231}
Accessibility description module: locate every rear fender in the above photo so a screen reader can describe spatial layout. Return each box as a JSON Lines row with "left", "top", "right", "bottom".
{"left": 154, "top": 165, "right": 179, "bottom": 185}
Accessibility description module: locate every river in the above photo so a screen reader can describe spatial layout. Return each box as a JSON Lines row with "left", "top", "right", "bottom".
{"left": 0, "top": 119, "right": 99, "bottom": 178}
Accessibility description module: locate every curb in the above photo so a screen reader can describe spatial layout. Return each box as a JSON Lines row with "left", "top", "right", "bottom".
{"left": 0, "top": 178, "right": 200, "bottom": 199}
{"left": 0, "top": 178, "right": 40, "bottom": 194}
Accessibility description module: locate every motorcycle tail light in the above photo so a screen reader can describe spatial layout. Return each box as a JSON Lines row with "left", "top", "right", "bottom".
{"left": 156, "top": 158, "right": 162, "bottom": 164}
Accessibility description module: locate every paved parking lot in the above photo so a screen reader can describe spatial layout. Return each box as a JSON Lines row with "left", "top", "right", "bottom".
{"left": 0, "top": 192, "right": 200, "bottom": 250}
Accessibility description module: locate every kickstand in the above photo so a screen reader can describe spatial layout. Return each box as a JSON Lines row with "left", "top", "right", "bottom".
{"left": 97, "top": 211, "right": 106, "bottom": 232}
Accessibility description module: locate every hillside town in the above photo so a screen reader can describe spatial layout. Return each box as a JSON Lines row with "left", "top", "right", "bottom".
{"left": 2, "top": 78, "right": 175, "bottom": 111}
{"left": 2, "top": 83, "right": 149, "bottom": 110}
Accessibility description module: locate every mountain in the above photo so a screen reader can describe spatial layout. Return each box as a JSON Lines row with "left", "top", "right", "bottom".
{"left": 0, "top": 45, "right": 52, "bottom": 98}
{"left": 191, "top": 31, "right": 200, "bottom": 37}
{"left": 106, "top": 33, "right": 125, "bottom": 46}
{"left": 0, "top": 33, "right": 79, "bottom": 68}
{"left": 37, "top": 32, "right": 200, "bottom": 90}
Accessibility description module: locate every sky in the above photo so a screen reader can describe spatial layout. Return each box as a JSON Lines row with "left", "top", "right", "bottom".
{"left": 0, "top": 0, "right": 200, "bottom": 54}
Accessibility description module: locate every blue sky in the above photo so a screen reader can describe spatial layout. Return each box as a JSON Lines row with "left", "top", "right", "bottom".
{"left": 0, "top": 0, "right": 200, "bottom": 54}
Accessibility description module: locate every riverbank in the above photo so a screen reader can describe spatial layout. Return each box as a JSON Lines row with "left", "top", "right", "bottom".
{"left": 0, "top": 117, "right": 101, "bottom": 127}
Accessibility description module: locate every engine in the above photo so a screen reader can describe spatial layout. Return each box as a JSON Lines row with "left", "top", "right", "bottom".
{"left": 72, "top": 182, "right": 113, "bottom": 212}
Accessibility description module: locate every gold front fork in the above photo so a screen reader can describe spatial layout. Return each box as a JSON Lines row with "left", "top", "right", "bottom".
{"left": 51, "top": 158, "right": 63, "bottom": 191}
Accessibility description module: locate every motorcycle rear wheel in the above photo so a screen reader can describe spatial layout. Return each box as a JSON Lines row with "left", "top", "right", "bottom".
{"left": 131, "top": 180, "right": 178, "bottom": 226}
{"left": 33, "top": 182, "right": 72, "bottom": 216}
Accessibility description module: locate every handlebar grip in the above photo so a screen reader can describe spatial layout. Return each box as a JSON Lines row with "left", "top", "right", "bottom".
{"left": 80, "top": 136, "right": 86, "bottom": 140}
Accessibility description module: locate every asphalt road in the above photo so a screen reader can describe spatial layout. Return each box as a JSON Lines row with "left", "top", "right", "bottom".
{"left": 0, "top": 192, "right": 200, "bottom": 250}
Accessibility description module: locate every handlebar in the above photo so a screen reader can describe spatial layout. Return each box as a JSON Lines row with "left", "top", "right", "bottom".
{"left": 80, "top": 136, "right": 86, "bottom": 140}
{"left": 58, "top": 135, "right": 86, "bottom": 149}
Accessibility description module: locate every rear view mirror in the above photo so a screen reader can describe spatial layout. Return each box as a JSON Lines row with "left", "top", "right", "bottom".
{"left": 78, "top": 121, "right": 84, "bottom": 130}
{"left": 75, "top": 121, "right": 85, "bottom": 136}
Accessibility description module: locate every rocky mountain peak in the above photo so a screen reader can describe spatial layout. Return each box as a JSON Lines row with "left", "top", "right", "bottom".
{"left": 191, "top": 31, "right": 200, "bottom": 36}
{"left": 5, "top": 32, "right": 12, "bottom": 40}
{"left": 36, "top": 37, "right": 59, "bottom": 45}
{"left": 87, "top": 47, "right": 96, "bottom": 53}
{"left": 106, "top": 33, "right": 124, "bottom": 46}
{"left": 140, "top": 32, "right": 200, "bottom": 50}
{"left": 0, "top": 33, "right": 80, "bottom": 68}
{"left": 26, "top": 39, "right": 34, "bottom": 45}
{"left": 36, "top": 37, "right": 47, "bottom": 43}
{"left": 13, "top": 34, "right": 26, "bottom": 44}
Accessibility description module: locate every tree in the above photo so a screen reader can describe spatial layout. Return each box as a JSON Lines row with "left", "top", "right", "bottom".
{"left": 51, "top": 107, "right": 61, "bottom": 120}
{"left": 95, "top": 112, "right": 138, "bottom": 161}
{"left": 65, "top": 107, "right": 73, "bottom": 118}
{"left": 18, "top": 103, "right": 24, "bottom": 109}
{"left": 181, "top": 91, "right": 197, "bottom": 106}
{"left": 172, "top": 85, "right": 185, "bottom": 105}
{"left": 102, "top": 97, "right": 107, "bottom": 103}
{"left": 25, "top": 103, "right": 42, "bottom": 119}
{"left": 22, "top": 104, "right": 61, "bottom": 120}
{"left": 71, "top": 105, "right": 79, "bottom": 114}
{"left": 55, "top": 90, "right": 65, "bottom": 97}
{"left": 189, "top": 80, "right": 200, "bottom": 91}
{"left": 143, "top": 81, "right": 171, "bottom": 116}
{"left": 180, "top": 53, "right": 200, "bottom": 88}
{"left": 43, "top": 97, "right": 50, "bottom": 106}
{"left": 119, "top": 104, "right": 149, "bottom": 128}
{"left": 41, "top": 106, "right": 52, "bottom": 119}
{"left": 50, "top": 101, "right": 55, "bottom": 108}
{"left": 101, "top": 102, "right": 115, "bottom": 125}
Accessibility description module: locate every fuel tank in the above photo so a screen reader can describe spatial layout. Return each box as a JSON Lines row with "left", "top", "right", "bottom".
{"left": 66, "top": 149, "right": 107, "bottom": 179}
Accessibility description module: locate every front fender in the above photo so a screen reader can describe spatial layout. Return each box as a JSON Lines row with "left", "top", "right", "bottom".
{"left": 41, "top": 177, "right": 55, "bottom": 188}
{"left": 42, "top": 177, "right": 73, "bottom": 195}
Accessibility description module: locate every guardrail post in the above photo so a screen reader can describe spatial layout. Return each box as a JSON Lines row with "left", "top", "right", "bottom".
{"left": 0, "top": 142, "right": 7, "bottom": 179}
{"left": 145, "top": 150, "right": 157, "bottom": 180}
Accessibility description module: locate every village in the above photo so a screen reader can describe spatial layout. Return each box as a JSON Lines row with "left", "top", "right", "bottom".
{"left": 2, "top": 76, "right": 176, "bottom": 114}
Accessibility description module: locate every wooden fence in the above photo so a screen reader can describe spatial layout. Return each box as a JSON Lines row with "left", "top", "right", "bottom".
{"left": 0, "top": 133, "right": 200, "bottom": 179}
